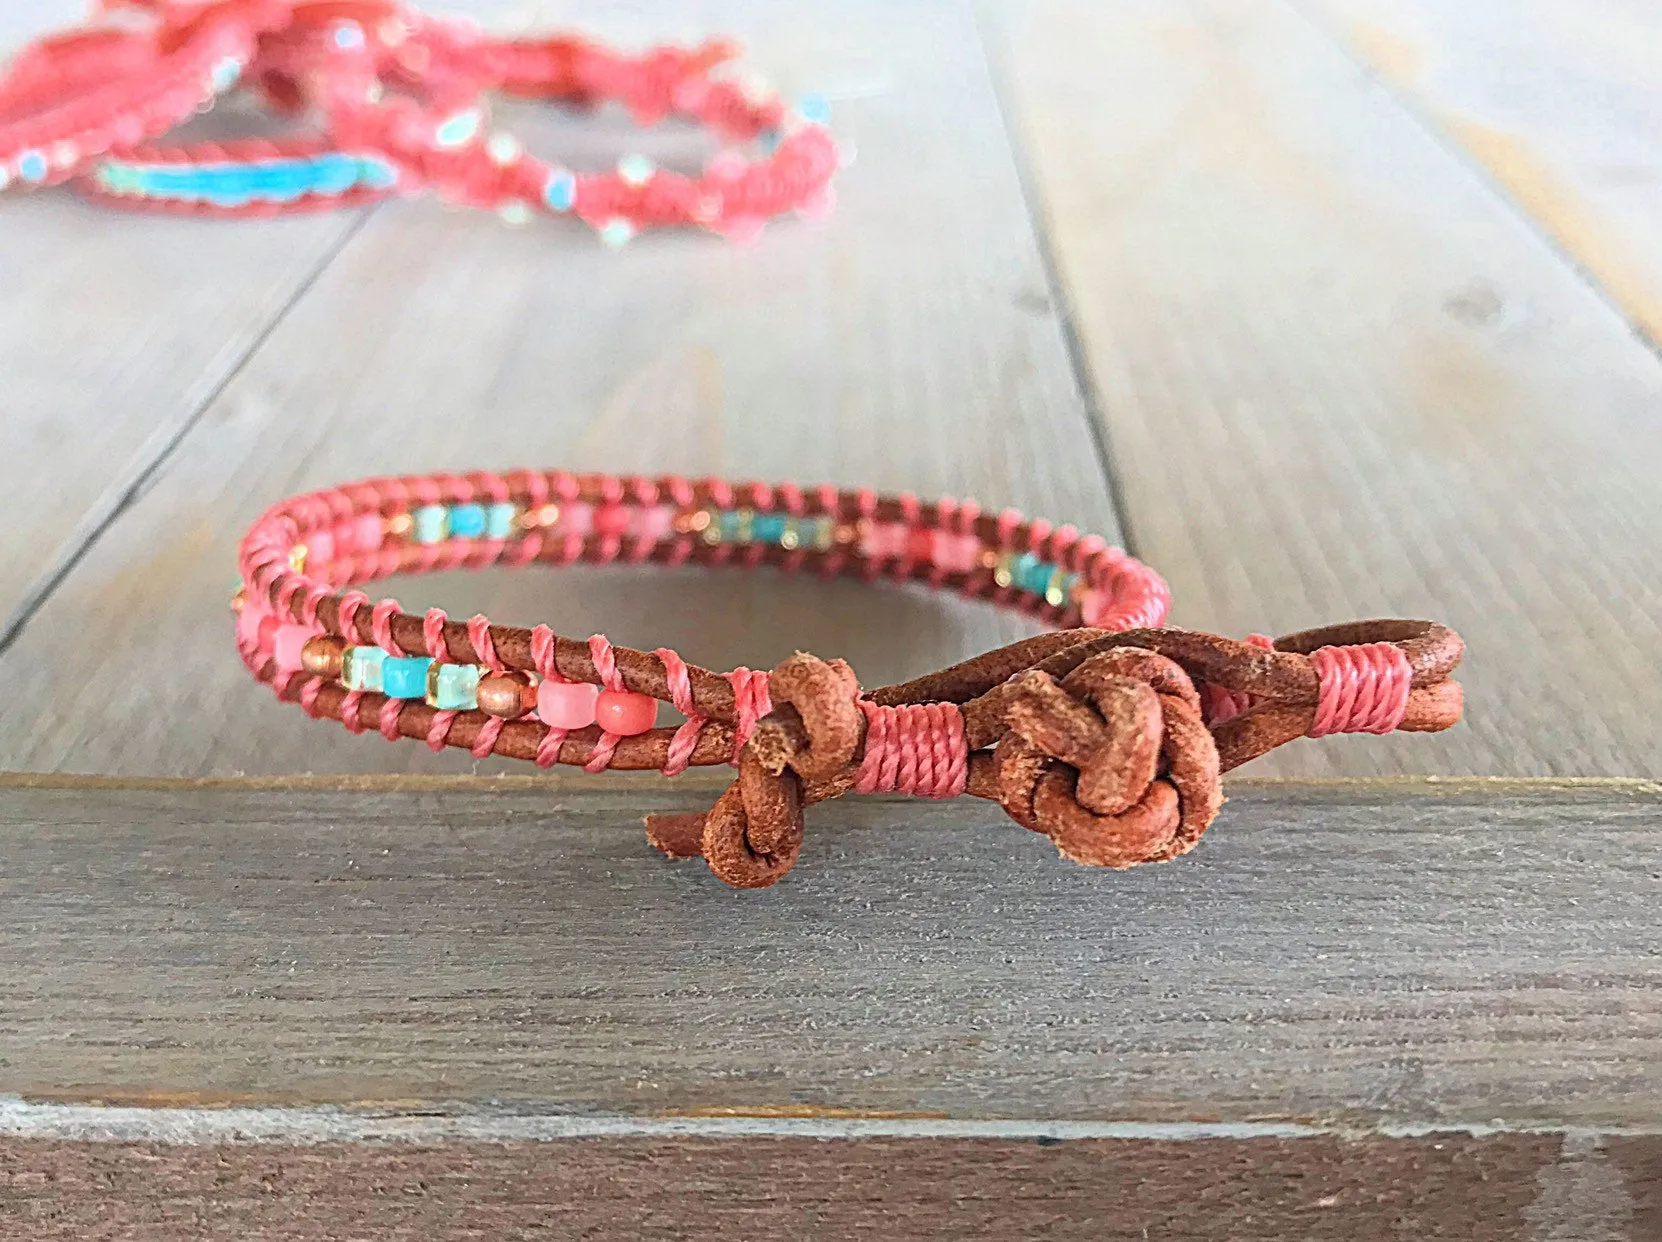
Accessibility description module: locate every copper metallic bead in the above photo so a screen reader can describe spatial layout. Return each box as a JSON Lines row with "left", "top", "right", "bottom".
{"left": 477, "top": 672, "right": 537, "bottom": 718}
{"left": 301, "top": 634, "right": 348, "bottom": 678}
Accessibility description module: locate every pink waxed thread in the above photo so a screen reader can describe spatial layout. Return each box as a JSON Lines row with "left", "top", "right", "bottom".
{"left": 726, "top": 667, "right": 772, "bottom": 759}
{"left": 655, "top": 645, "right": 705, "bottom": 776}
{"left": 655, "top": 648, "right": 697, "bottom": 715}
{"left": 378, "top": 697, "right": 403, "bottom": 741}
{"left": 372, "top": 599, "right": 402, "bottom": 654}
{"left": 1308, "top": 642, "right": 1413, "bottom": 737}
{"left": 340, "top": 690, "right": 367, "bottom": 734}
{"left": 426, "top": 711, "right": 458, "bottom": 752}
{"left": 588, "top": 634, "right": 624, "bottom": 691}
{"left": 535, "top": 726, "right": 568, "bottom": 768}
{"left": 424, "top": 608, "right": 451, "bottom": 660}
{"left": 471, "top": 716, "right": 505, "bottom": 759}
{"left": 584, "top": 634, "right": 625, "bottom": 771}
{"left": 584, "top": 732, "right": 621, "bottom": 774}
{"left": 467, "top": 614, "right": 499, "bottom": 669}
{"left": 855, "top": 700, "right": 967, "bottom": 798}
{"left": 530, "top": 624, "right": 562, "bottom": 681}
{"left": 337, "top": 590, "right": 371, "bottom": 644}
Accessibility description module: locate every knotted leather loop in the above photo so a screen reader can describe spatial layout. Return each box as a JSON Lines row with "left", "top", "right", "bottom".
{"left": 989, "top": 648, "right": 1222, "bottom": 867}
{"left": 649, "top": 619, "right": 1464, "bottom": 889}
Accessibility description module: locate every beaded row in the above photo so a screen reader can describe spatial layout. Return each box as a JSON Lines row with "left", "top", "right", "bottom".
{"left": 234, "top": 471, "right": 1171, "bottom": 777}
{"left": 90, "top": 148, "right": 399, "bottom": 207}
{"left": 262, "top": 626, "right": 661, "bottom": 735}
{"left": 690, "top": 507, "right": 1085, "bottom": 610}
{"left": 0, "top": 2, "right": 274, "bottom": 190}
{"left": 266, "top": 488, "right": 1140, "bottom": 626}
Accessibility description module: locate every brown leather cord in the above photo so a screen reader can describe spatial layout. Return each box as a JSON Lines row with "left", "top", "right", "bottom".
{"left": 642, "top": 620, "right": 1464, "bottom": 888}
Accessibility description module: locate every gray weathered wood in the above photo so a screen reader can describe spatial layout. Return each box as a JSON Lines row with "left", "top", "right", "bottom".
{"left": 10, "top": 1132, "right": 1657, "bottom": 1242}
{"left": 0, "top": 0, "right": 1114, "bottom": 777}
{"left": 0, "top": 777, "right": 1655, "bottom": 1127}
{"left": 989, "top": 0, "right": 1662, "bottom": 777}
{"left": 0, "top": 7, "right": 366, "bottom": 627}
{"left": 1301, "top": 0, "right": 1662, "bottom": 351}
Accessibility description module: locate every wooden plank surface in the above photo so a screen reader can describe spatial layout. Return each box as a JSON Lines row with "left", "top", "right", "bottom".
{"left": 991, "top": 0, "right": 1662, "bottom": 778}
{"left": 0, "top": 6, "right": 366, "bottom": 630}
{"left": 0, "top": 777, "right": 1655, "bottom": 1128}
{"left": 1301, "top": 0, "right": 1662, "bottom": 351}
{"left": 11, "top": 1132, "right": 1659, "bottom": 1242}
{"left": 0, "top": 0, "right": 1115, "bottom": 777}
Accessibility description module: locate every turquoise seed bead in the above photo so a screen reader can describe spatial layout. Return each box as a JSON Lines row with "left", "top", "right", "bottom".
{"left": 485, "top": 503, "right": 518, "bottom": 539}
{"left": 358, "top": 157, "right": 398, "bottom": 190}
{"left": 342, "top": 646, "right": 386, "bottom": 692}
{"left": 449, "top": 503, "right": 487, "bottom": 538}
{"left": 543, "top": 170, "right": 576, "bottom": 211}
{"left": 435, "top": 109, "right": 481, "bottom": 148}
{"left": 617, "top": 153, "right": 655, "bottom": 186}
{"left": 797, "top": 93, "right": 831, "bottom": 125}
{"left": 427, "top": 662, "right": 481, "bottom": 710}
{"left": 309, "top": 154, "right": 360, "bottom": 195}
{"left": 17, "top": 150, "right": 48, "bottom": 183}
{"left": 599, "top": 218, "right": 636, "bottom": 248}
{"left": 381, "top": 656, "right": 432, "bottom": 699}
{"left": 1011, "top": 553, "right": 1046, "bottom": 593}
{"left": 751, "top": 514, "right": 788, "bottom": 544}
{"left": 413, "top": 504, "right": 449, "bottom": 544}
{"left": 717, "top": 510, "right": 744, "bottom": 542}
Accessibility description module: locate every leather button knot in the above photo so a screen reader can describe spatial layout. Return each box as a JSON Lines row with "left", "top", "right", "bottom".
{"left": 990, "top": 648, "right": 1222, "bottom": 868}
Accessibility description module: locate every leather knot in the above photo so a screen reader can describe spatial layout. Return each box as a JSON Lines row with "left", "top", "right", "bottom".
{"left": 675, "top": 653, "right": 862, "bottom": 889}
{"left": 646, "top": 619, "right": 1463, "bottom": 889}
{"left": 989, "top": 648, "right": 1222, "bottom": 868}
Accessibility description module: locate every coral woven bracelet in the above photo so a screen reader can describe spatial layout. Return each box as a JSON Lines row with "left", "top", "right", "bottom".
{"left": 5, "top": 0, "right": 841, "bottom": 242}
{"left": 235, "top": 470, "right": 1465, "bottom": 889}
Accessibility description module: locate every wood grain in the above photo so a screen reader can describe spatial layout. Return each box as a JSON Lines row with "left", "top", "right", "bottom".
{"left": 8, "top": 1133, "right": 1636, "bottom": 1242}
{"left": 0, "top": 777, "right": 1655, "bottom": 1127}
{"left": 0, "top": 0, "right": 1113, "bottom": 777}
{"left": 990, "top": 0, "right": 1662, "bottom": 777}
{"left": 0, "top": 0, "right": 365, "bottom": 628}
{"left": 1300, "top": 0, "right": 1662, "bottom": 351}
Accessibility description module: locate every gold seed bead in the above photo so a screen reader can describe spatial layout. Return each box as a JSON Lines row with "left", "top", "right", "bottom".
{"left": 288, "top": 545, "right": 307, "bottom": 572}
{"left": 521, "top": 503, "right": 561, "bottom": 530}
{"left": 477, "top": 671, "right": 537, "bottom": 718}
{"left": 779, "top": 518, "right": 801, "bottom": 551}
{"left": 834, "top": 522, "right": 859, "bottom": 547}
{"left": 813, "top": 517, "right": 837, "bottom": 552}
{"left": 230, "top": 586, "right": 247, "bottom": 614}
{"left": 992, "top": 552, "right": 1015, "bottom": 589}
{"left": 1044, "top": 568, "right": 1070, "bottom": 608}
{"left": 672, "top": 508, "right": 711, "bottom": 536}
{"left": 387, "top": 513, "right": 413, "bottom": 537}
{"left": 301, "top": 634, "right": 347, "bottom": 678}
{"left": 735, "top": 507, "right": 755, "bottom": 544}
{"left": 700, "top": 521, "right": 723, "bottom": 546}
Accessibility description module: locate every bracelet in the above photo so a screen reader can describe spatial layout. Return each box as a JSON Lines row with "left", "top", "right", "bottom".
{"left": 8, "top": 1, "right": 841, "bottom": 242}
{"left": 0, "top": 0, "right": 281, "bottom": 189}
{"left": 235, "top": 470, "right": 1465, "bottom": 889}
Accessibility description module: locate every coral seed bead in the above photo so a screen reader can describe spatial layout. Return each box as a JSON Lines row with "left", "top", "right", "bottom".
{"left": 538, "top": 680, "right": 599, "bottom": 730}
{"left": 273, "top": 623, "right": 314, "bottom": 672}
{"left": 594, "top": 689, "right": 657, "bottom": 736}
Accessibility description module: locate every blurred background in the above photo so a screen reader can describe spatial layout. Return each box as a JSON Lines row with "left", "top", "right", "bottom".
{"left": 2, "top": 0, "right": 1659, "bottom": 781}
